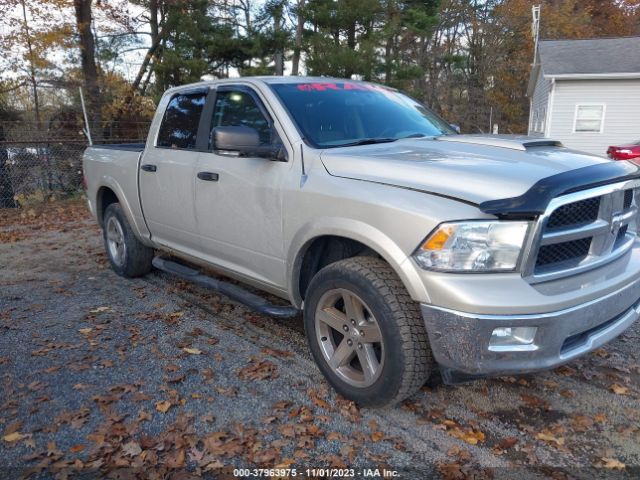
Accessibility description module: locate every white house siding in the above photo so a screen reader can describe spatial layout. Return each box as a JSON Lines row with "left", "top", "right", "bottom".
{"left": 528, "top": 69, "right": 551, "bottom": 137}
{"left": 549, "top": 79, "right": 640, "bottom": 156}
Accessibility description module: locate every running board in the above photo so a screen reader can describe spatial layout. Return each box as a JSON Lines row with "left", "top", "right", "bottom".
{"left": 152, "top": 256, "right": 300, "bottom": 318}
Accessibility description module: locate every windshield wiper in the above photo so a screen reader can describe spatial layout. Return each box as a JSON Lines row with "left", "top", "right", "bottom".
{"left": 338, "top": 138, "right": 397, "bottom": 147}
{"left": 400, "top": 133, "right": 427, "bottom": 139}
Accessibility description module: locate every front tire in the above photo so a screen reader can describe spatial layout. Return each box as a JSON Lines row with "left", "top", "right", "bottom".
{"left": 103, "top": 203, "right": 154, "bottom": 278}
{"left": 303, "top": 257, "right": 433, "bottom": 407}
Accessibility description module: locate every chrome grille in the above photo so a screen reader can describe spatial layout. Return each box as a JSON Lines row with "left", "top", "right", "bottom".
{"left": 525, "top": 181, "right": 639, "bottom": 283}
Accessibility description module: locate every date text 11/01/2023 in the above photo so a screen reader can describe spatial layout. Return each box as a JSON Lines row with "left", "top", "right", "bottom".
{"left": 232, "top": 468, "right": 400, "bottom": 478}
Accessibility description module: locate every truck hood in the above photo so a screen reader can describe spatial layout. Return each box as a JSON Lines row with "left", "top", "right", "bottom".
{"left": 320, "top": 135, "right": 611, "bottom": 206}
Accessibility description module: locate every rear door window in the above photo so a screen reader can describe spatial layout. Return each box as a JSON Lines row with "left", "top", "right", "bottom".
{"left": 157, "top": 92, "right": 207, "bottom": 149}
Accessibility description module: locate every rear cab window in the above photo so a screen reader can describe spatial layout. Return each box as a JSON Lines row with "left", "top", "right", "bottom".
{"left": 157, "top": 92, "right": 207, "bottom": 149}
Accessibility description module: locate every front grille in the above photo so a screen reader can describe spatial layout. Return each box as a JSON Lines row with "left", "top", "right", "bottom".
{"left": 528, "top": 183, "right": 639, "bottom": 281}
{"left": 536, "top": 237, "right": 592, "bottom": 268}
{"left": 546, "top": 197, "right": 600, "bottom": 229}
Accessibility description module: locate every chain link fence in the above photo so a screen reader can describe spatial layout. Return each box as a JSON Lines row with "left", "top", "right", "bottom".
{"left": 0, "top": 120, "right": 151, "bottom": 208}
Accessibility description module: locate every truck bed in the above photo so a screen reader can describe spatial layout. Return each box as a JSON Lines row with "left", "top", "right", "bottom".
{"left": 82, "top": 144, "right": 149, "bottom": 238}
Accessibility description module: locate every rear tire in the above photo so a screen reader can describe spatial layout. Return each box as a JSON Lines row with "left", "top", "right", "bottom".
{"left": 103, "top": 203, "right": 154, "bottom": 278}
{"left": 303, "top": 257, "right": 433, "bottom": 407}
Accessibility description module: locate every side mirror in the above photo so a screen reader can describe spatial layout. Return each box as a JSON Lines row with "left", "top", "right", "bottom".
{"left": 212, "top": 126, "right": 287, "bottom": 161}
{"left": 450, "top": 124, "right": 461, "bottom": 134}
{"left": 213, "top": 125, "right": 260, "bottom": 151}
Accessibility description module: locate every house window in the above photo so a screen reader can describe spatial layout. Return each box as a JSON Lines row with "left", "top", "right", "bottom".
{"left": 574, "top": 104, "right": 605, "bottom": 133}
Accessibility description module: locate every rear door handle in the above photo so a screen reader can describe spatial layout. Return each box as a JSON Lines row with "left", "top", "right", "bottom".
{"left": 141, "top": 164, "right": 157, "bottom": 172}
{"left": 197, "top": 171, "right": 219, "bottom": 182}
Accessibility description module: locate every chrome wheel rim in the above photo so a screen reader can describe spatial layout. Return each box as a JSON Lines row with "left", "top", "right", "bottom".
{"left": 106, "top": 216, "right": 126, "bottom": 267}
{"left": 315, "top": 288, "right": 384, "bottom": 388}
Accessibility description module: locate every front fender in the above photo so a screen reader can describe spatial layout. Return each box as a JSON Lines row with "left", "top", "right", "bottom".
{"left": 286, "top": 217, "right": 430, "bottom": 307}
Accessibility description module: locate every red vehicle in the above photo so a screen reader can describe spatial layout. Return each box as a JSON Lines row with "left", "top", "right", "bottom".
{"left": 607, "top": 141, "right": 640, "bottom": 162}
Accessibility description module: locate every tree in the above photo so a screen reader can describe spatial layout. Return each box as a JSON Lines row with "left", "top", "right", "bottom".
{"left": 74, "top": 0, "right": 102, "bottom": 138}
{"left": 291, "top": 0, "right": 306, "bottom": 75}
{"left": 303, "top": 0, "right": 384, "bottom": 79}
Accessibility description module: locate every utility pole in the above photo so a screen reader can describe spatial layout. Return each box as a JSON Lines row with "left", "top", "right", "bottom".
{"left": 532, "top": 5, "right": 541, "bottom": 64}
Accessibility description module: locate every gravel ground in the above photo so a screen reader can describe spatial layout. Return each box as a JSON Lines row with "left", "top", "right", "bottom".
{"left": 0, "top": 200, "right": 639, "bottom": 479}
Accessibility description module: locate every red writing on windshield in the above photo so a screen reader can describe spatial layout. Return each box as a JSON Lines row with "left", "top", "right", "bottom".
{"left": 296, "top": 82, "right": 391, "bottom": 92}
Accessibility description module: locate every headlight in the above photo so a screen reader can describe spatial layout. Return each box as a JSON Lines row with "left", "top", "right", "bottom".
{"left": 413, "top": 221, "right": 530, "bottom": 272}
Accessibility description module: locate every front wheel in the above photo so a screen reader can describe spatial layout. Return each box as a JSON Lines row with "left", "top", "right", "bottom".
{"left": 303, "top": 257, "right": 433, "bottom": 407}
{"left": 103, "top": 203, "right": 154, "bottom": 278}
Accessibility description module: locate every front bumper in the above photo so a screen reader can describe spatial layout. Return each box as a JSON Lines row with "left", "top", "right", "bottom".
{"left": 422, "top": 274, "right": 640, "bottom": 381}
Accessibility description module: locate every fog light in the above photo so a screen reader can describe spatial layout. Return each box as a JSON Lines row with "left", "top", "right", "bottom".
{"left": 489, "top": 326, "right": 538, "bottom": 351}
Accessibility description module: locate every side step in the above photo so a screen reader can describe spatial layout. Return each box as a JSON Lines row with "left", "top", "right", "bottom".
{"left": 152, "top": 256, "right": 300, "bottom": 318}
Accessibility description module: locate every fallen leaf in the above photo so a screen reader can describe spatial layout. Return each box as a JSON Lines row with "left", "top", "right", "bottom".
{"left": 89, "top": 307, "right": 111, "bottom": 313}
{"left": 602, "top": 458, "right": 625, "bottom": 470}
{"left": 610, "top": 384, "right": 630, "bottom": 395}
{"left": 520, "top": 394, "right": 549, "bottom": 410}
{"left": 594, "top": 413, "right": 607, "bottom": 423}
{"left": 571, "top": 415, "right": 594, "bottom": 432}
{"left": 137, "top": 410, "right": 152, "bottom": 422}
{"left": 448, "top": 427, "right": 485, "bottom": 445}
{"left": 183, "top": 347, "right": 202, "bottom": 355}
{"left": 237, "top": 357, "right": 279, "bottom": 381}
{"left": 188, "top": 447, "right": 204, "bottom": 463}
{"left": 3, "top": 421, "right": 22, "bottom": 436}
{"left": 69, "top": 444, "right": 85, "bottom": 453}
{"left": 78, "top": 328, "right": 92, "bottom": 334}
{"left": 28, "top": 381, "right": 43, "bottom": 391}
{"left": 203, "top": 459, "right": 224, "bottom": 471}
{"left": 496, "top": 437, "right": 518, "bottom": 450}
{"left": 536, "top": 432, "right": 565, "bottom": 446}
{"left": 155, "top": 400, "right": 172, "bottom": 413}
{"left": 3, "top": 432, "right": 24, "bottom": 443}
{"left": 122, "top": 441, "right": 142, "bottom": 457}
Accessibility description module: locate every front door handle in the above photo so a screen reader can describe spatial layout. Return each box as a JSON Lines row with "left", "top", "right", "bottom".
{"left": 141, "top": 164, "right": 157, "bottom": 172}
{"left": 197, "top": 171, "right": 219, "bottom": 182}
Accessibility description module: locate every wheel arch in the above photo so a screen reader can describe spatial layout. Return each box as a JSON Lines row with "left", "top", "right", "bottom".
{"left": 288, "top": 219, "right": 430, "bottom": 308}
{"left": 94, "top": 179, "right": 152, "bottom": 245}
{"left": 96, "top": 185, "right": 119, "bottom": 227}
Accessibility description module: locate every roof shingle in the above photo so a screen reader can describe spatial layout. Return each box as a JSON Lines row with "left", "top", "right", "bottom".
{"left": 538, "top": 37, "right": 640, "bottom": 75}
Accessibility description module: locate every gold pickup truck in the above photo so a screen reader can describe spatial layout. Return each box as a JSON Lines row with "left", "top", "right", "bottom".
{"left": 83, "top": 77, "right": 640, "bottom": 406}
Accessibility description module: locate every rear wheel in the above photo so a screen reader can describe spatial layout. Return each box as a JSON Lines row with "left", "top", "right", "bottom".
{"left": 103, "top": 203, "right": 154, "bottom": 278}
{"left": 303, "top": 257, "right": 433, "bottom": 407}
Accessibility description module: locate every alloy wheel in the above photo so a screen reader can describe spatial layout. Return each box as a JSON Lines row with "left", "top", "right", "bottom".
{"left": 314, "top": 288, "right": 384, "bottom": 388}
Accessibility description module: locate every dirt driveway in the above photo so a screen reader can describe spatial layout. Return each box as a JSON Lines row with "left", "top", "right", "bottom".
{"left": 1, "top": 200, "right": 639, "bottom": 479}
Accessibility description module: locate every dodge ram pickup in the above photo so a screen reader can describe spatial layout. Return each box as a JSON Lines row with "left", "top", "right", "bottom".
{"left": 83, "top": 77, "right": 640, "bottom": 406}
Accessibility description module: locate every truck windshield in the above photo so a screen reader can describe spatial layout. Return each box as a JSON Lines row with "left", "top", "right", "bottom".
{"left": 270, "top": 82, "right": 456, "bottom": 148}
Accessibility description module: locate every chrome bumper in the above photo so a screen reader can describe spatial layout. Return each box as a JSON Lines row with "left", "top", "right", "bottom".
{"left": 421, "top": 275, "right": 640, "bottom": 380}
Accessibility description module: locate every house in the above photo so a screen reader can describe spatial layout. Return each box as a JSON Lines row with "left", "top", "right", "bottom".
{"left": 527, "top": 36, "right": 640, "bottom": 156}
